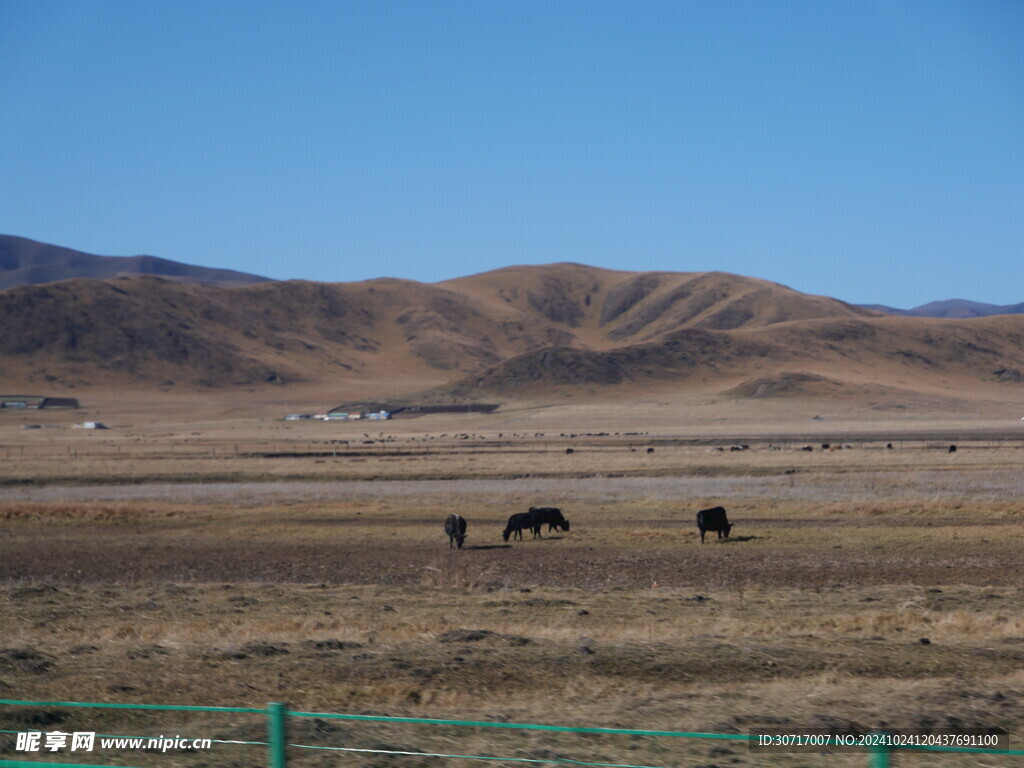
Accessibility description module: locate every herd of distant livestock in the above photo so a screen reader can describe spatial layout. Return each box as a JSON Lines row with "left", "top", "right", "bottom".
{"left": 443, "top": 506, "right": 733, "bottom": 549}
{"left": 439, "top": 441, "right": 967, "bottom": 549}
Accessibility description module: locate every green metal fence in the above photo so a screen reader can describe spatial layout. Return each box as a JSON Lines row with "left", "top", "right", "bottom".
{"left": 1, "top": 699, "right": 1020, "bottom": 768}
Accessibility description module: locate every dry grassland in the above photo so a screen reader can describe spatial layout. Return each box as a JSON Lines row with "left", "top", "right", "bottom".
{"left": 3, "top": 418, "right": 1024, "bottom": 486}
{"left": 2, "top": 397, "right": 1024, "bottom": 766}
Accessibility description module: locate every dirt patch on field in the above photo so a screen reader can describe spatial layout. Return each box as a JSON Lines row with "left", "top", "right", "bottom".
{"left": 2, "top": 523, "right": 1022, "bottom": 589}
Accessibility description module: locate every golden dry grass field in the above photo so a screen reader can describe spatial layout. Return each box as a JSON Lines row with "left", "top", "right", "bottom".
{"left": 2, "top": 391, "right": 1024, "bottom": 767}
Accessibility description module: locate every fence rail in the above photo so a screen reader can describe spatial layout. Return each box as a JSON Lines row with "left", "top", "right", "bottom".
{"left": 1, "top": 698, "right": 1020, "bottom": 768}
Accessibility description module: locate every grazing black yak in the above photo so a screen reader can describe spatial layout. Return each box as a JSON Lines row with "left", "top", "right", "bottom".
{"left": 696, "top": 506, "right": 732, "bottom": 544}
{"left": 529, "top": 506, "right": 570, "bottom": 533}
{"left": 503, "top": 512, "right": 538, "bottom": 541}
{"left": 444, "top": 513, "right": 467, "bottom": 549}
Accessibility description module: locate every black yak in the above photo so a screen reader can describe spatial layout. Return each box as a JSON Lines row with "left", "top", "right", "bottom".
{"left": 444, "top": 513, "right": 467, "bottom": 549}
{"left": 503, "top": 512, "right": 538, "bottom": 541}
{"left": 696, "top": 506, "right": 732, "bottom": 544}
{"left": 529, "top": 506, "right": 570, "bottom": 533}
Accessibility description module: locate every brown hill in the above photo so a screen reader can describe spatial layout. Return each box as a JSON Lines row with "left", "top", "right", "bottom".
{"left": 0, "top": 234, "right": 269, "bottom": 289}
{"left": 2, "top": 264, "right": 1023, "bottom": 407}
{"left": 438, "top": 313, "right": 1024, "bottom": 403}
{"left": 439, "top": 263, "right": 878, "bottom": 345}
{"left": 0, "top": 274, "right": 580, "bottom": 389}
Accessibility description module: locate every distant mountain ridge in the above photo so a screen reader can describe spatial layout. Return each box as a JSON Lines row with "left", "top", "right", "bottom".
{"left": 1, "top": 236, "right": 1023, "bottom": 405}
{"left": 0, "top": 235, "right": 270, "bottom": 290}
{"left": 861, "top": 299, "right": 1024, "bottom": 319}
{"left": 2, "top": 235, "right": 1020, "bottom": 316}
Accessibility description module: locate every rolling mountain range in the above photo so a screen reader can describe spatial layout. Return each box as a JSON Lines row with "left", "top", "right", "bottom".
{"left": 860, "top": 299, "right": 1024, "bottom": 319}
{"left": 0, "top": 264, "right": 872, "bottom": 385}
{"left": 3, "top": 234, "right": 1020, "bottom": 318}
{"left": 0, "top": 235, "right": 269, "bottom": 290}
{"left": 2, "top": 256, "right": 1023, "bottom": 404}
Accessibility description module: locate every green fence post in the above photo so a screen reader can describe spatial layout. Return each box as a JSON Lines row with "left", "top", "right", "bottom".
{"left": 868, "top": 742, "right": 891, "bottom": 768}
{"left": 267, "top": 702, "right": 287, "bottom": 768}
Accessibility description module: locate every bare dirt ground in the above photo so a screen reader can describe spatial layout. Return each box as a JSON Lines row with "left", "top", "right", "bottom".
{"left": 1, "top": 481, "right": 1023, "bottom": 588}
{"left": 2, "top": 392, "right": 1024, "bottom": 766}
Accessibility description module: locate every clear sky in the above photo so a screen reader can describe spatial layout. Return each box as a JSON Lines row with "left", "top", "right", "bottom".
{"left": 1, "top": 0, "right": 1021, "bottom": 307}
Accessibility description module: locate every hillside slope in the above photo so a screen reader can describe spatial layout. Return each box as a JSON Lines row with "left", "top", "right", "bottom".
{"left": 439, "top": 314, "right": 1024, "bottom": 402}
{"left": 440, "top": 263, "right": 878, "bottom": 345}
{"left": 0, "top": 274, "right": 582, "bottom": 388}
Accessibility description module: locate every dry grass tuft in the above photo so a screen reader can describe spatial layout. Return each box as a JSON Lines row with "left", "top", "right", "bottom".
{"left": 420, "top": 556, "right": 495, "bottom": 589}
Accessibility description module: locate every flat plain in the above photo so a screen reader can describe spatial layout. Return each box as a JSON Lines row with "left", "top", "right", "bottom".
{"left": 2, "top": 392, "right": 1024, "bottom": 767}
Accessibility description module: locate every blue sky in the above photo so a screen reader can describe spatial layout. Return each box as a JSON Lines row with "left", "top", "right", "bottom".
{"left": 1, "top": 0, "right": 1021, "bottom": 307}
